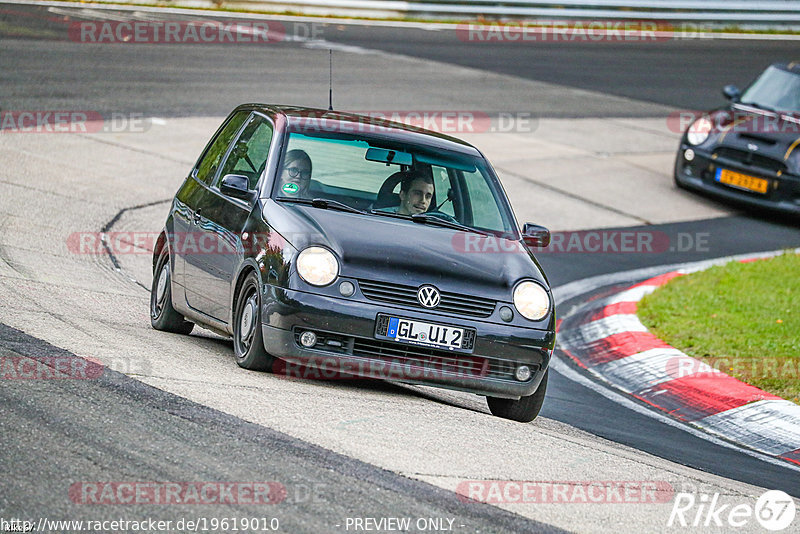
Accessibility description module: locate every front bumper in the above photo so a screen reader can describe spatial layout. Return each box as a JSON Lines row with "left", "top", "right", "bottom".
{"left": 260, "top": 285, "right": 554, "bottom": 399}
{"left": 674, "top": 144, "right": 800, "bottom": 216}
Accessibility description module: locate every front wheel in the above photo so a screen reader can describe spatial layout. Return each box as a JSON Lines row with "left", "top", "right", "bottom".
{"left": 233, "top": 271, "right": 275, "bottom": 371}
{"left": 487, "top": 369, "right": 548, "bottom": 422}
{"left": 150, "top": 248, "right": 194, "bottom": 335}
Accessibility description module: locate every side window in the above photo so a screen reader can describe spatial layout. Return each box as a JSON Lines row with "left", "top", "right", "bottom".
{"left": 431, "top": 165, "right": 455, "bottom": 217}
{"left": 194, "top": 111, "right": 249, "bottom": 185}
{"left": 216, "top": 115, "right": 274, "bottom": 190}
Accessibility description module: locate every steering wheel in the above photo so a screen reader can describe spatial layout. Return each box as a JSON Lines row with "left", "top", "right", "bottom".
{"left": 426, "top": 210, "right": 458, "bottom": 223}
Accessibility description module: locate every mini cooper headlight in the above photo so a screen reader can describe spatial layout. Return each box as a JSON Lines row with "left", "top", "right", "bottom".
{"left": 513, "top": 281, "right": 550, "bottom": 321}
{"left": 686, "top": 117, "right": 712, "bottom": 146}
{"left": 297, "top": 246, "right": 339, "bottom": 286}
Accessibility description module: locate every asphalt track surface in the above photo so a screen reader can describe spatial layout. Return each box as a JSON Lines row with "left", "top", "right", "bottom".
{"left": 2, "top": 2, "right": 800, "bottom": 532}
{"left": 2, "top": 3, "right": 799, "bottom": 116}
{"left": 0, "top": 323, "right": 563, "bottom": 532}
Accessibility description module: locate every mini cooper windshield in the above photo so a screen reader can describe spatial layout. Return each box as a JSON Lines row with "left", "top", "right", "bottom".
{"left": 740, "top": 65, "right": 800, "bottom": 113}
{"left": 272, "top": 129, "right": 518, "bottom": 238}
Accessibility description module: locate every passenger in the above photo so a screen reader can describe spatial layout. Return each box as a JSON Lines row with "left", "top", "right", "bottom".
{"left": 279, "top": 149, "right": 312, "bottom": 197}
{"left": 394, "top": 171, "right": 435, "bottom": 215}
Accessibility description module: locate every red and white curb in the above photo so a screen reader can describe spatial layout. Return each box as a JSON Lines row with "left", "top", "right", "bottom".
{"left": 557, "top": 255, "right": 800, "bottom": 467}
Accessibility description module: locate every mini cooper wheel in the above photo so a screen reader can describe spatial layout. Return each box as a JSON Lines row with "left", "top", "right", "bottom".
{"left": 487, "top": 369, "right": 548, "bottom": 423}
{"left": 150, "top": 248, "right": 194, "bottom": 335}
{"left": 233, "top": 271, "right": 275, "bottom": 371}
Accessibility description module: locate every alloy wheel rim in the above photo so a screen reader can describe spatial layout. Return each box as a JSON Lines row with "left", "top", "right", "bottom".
{"left": 152, "top": 264, "right": 169, "bottom": 318}
{"left": 238, "top": 289, "right": 258, "bottom": 352}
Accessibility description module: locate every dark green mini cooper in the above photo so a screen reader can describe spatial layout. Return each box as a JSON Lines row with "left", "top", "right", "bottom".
{"left": 150, "top": 104, "right": 555, "bottom": 422}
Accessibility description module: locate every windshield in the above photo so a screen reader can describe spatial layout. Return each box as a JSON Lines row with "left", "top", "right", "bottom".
{"left": 740, "top": 65, "right": 800, "bottom": 113}
{"left": 272, "top": 128, "right": 517, "bottom": 237}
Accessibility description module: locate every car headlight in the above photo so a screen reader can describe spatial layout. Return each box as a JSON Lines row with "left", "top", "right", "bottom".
{"left": 513, "top": 281, "right": 550, "bottom": 321}
{"left": 686, "top": 117, "right": 712, "bottom": 146}
{"left": 296, "top": 246, "right": 339, "bottom": 286}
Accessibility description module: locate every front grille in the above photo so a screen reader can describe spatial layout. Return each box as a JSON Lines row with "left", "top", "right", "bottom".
{"left": 358, "top": 279, "right": 496, "bottom": 317}
{"left": 714, "top": 147, "right": 786, "bottom": 174}
{"left": 293, "top": 328, "right": 535, "bottom": 382}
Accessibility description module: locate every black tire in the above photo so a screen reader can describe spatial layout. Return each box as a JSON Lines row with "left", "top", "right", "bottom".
{"left": 233, "top": 271, "right": 275, "bottom": 371}
{"left": 150, "top": 248, "right": 194, "bottom": 335}
{"left": 487, "top": 369, "right": 548, "bottom": 423}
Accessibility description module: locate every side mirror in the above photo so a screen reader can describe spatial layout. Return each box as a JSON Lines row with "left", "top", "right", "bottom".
{"left": 220, "top": 174, "right": 252, "bottom": 199}
{"left": 722, "top": 84, "right": 741, "bottom": 102}
{"left": 522, "top": 223, "right": 550, "bottom": 248}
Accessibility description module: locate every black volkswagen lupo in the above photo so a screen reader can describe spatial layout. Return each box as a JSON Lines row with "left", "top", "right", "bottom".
{"left": 150, "top": 104, "right": 555, "bottom": 422}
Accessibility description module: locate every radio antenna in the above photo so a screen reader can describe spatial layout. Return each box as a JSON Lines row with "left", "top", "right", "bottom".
{"left": 328, "top": 49, "right": 333, "bottom": 111}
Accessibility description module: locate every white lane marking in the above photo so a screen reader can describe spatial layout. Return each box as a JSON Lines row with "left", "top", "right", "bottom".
{"left": 302, "top": 39, "right": 377, "bottom": 55}
{"left": 697, "top": 400, "right": 800, "bottom": 457}
{"left": 593, "top": 348, "right": 695, "bottom": 391}
{"left": 605, "top": 284, "right": 658, "bottom": 305}
{"left": 578, "top": 314, "right": 648, "bottom": 344}
{"left": 548, "top": 356, "right": 800, "bottom": 472}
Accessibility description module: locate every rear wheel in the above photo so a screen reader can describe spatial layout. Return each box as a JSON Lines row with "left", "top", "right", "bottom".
{"left": 150, "top": 248, "right": 194, "bottom": 335}
{"left": 233, "top": 271, "right": 275, "bottom": 371}
{"left": 487, "top": 369, "right": 548, "bottom": 423}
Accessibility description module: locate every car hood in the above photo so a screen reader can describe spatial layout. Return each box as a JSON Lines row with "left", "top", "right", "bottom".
{"left": 263, "top": 200, "right": 548, "bottom": 300}
{"left": 711, "top": 107, "right": 800, "bottom": 167}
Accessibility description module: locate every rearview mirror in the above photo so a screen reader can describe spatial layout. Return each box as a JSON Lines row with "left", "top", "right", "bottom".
{"left": 365, "top": 147, "right": 413, "bottom": 166}
{"left": 522, "top": 223, "right": 550, "bottom": 248}
{"left": 722, "top": 84, "right": 741, "bottom": 102}
{"left": 220, "top": 174, "right": 252, "bottom": 199}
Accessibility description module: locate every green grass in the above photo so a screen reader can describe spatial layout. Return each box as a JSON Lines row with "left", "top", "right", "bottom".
{"left": 637, "top": 252, "right": 800, "bottom": 404}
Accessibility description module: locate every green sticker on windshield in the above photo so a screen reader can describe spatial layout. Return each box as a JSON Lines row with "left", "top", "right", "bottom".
{"left": 282, "top": 182, "right": 299, "bottom": 195}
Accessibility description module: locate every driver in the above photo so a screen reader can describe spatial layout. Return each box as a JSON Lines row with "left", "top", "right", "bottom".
{"left": 396, "top": 171, "right": 434, "bottom": 215}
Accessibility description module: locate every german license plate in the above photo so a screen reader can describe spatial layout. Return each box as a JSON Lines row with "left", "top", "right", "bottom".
{"left": 715, "top": 168, "right": 769, "bottom": 194}
{"left": 375, "top": 315, "right": 474, "bottom": 352}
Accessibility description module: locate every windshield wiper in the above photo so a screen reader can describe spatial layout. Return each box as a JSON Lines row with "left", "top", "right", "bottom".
{"left": 410, "top": 213, "right": 492, "bottom": 236}
{"left": 276, "top": 197, "right": 366, "bottom": 215}
{"left": 370, "top": 209, "right": 488, "bottom": 235}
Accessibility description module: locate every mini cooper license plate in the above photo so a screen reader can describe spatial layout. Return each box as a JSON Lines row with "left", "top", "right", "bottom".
{"left": 715, "top": 168, "right": 769, "bottom": 194}
{"left": 375, "top": 315, "right": 475, "bottom": 353}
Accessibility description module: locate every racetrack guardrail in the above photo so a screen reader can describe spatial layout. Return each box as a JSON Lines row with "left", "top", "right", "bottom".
{"left": 219, "top": 0, "right": 800, "bottom": 25}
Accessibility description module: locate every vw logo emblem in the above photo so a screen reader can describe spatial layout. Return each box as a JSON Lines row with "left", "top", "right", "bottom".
{"left": 747, "top": 143, "right": 759, "bottom": 151}
{"left": 417, "top": 285, "right": 441, "bottom": 308}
